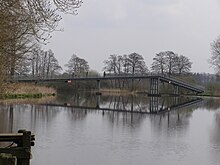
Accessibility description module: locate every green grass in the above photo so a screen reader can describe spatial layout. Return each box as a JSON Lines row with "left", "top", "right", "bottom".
{"left": 0, "top": 93, "right": 56, "bottom": 99}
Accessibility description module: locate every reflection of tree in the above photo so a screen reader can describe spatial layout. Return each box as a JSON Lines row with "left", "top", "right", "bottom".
{"left": 148, "top": 97, "right": 199, "bottom": 134}
{"left": 0, "top": 105, "right": 14, "bottom": 133}
{"left": 0, "top": 103, "right": 60, "bottom": 133}
{"left": 150, "top": 109, "right": 194, "bottom": 136}
{"left": 103, "top": 111, "right": 146, "bottom": 129}
{"left": 100, "top": 96, "right": 199, "bottom": 130}
{"left": 57, "top": 92, "right": 97, "bottom": 107}
{"left": 31, "top": 105, "right": 59, "bottom": 121}
{"left": 66, "top": 108, "right": 87, "bottom": 121}
{"left": 56, "top": 92, "right": 204, "bottom": 114}
{"left": 203, "top": 98, "right": 220, "bottom": 111}
{"left": 209, "top": 111, "right": 220, "bottom": 163}
{"left": 57, "top": 93, "right": 150, "bottom": 112}
{"left": 210, "top": 112, "right": 220, "bottom": 143}
{"left": 204, "top": 98, "right": 220, "bottom": 162}
{"left": 101, "top": 95, "right": 149, "bottom": 112}
{"left": 70, "top": 93, "right": 97, "bottom": 107}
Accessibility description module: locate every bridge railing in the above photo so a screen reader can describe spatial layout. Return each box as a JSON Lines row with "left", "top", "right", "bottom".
{"left": 159, "top": 74, "right": 204, "bottom": 91}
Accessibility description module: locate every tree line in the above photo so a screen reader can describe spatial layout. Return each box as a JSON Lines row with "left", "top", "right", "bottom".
{"left": 12, "top": 50, "right": 192, "bottom": 79}
{"left": 8, "top": 44, "right": 220, "bottom": 85}
{"left": 102, "top": 51, "right": 192, "bottom": 76}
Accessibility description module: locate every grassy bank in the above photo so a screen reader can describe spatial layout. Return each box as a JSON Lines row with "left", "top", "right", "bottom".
{"left": 1, "top": 83, "right": 56, "bottom": 99}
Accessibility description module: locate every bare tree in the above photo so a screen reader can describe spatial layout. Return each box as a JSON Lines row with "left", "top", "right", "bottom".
{"left": 175, "top": 55, "right": 192, "bottom": 75}
{"left": 151, "top": 51, "right": 192, "bottom": 75}
{"left": 151, "top": 52, "right": 167, "bottom": 74}
{"left": 65, "top": 54, "right": 89, "bottom": 76}
{"left": 127, "top": 52, "right": 148, "bottom": 75}
{"left": 103, "top": 55, "right": 124, "bottom": 74}
{"left": 210, "top": 36, "right": 220, "bottom": 74}
{"left": 103, "top": 53, "right": 148, "bottom": 75}
{"left": 164, "top": 51, "right": 178, "bottom": 76}
{"left": 25, "top": 48, "right": 62, "bottom": 78}
{"left": 0, "top": 0, "right": 82, "bottom": 42}
{"left": 122, "top": 54, "right": 130, "bottom": 73}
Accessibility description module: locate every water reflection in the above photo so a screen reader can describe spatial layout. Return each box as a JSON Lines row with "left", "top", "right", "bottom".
{"left": 0, "top": 105, "right": 14, "bottom": 133}
{"left": 53, "top": 93, "right": 203, "bottom": 114}
{"left": 0, "top": 103, "right": 60, "bottom": 134}
{"left": 150, "top": 108, "right": 193, "bottom": 136}
{"left": 203, "top": 98, "right": 220, "bottom": 110}
{"left": 2, "top": 94, "right": 220, "bottom": 165}
{"left": 0, "top": 94, "right": 203, "bottom": 133}
{"left": 103, "top": 111, "right": 146, "bottom": 129}
{"left": 66, "top": 108, "right": 88, "bottom": 121}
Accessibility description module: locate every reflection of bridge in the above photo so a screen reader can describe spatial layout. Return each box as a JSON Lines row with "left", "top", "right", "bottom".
{"left": 15, "top": 75, "right": 204, "bottom": 95}
{"left": 40, "top": 96, "right": 203, "bottom": 114}
{"left": 149, "top": 97, "right": 203, "bottom": 113}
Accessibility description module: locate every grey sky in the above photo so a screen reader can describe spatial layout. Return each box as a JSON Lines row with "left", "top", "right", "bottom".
{"left": 44, "top": 0, "right": 220, "bottom": 73}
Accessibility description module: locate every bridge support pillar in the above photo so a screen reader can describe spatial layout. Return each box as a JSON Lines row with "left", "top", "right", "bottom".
{"left": 149, "top": 78, "right": 160, "bottom": 96}
{"left": 149, "top": 96, "right": 159, "bottom": 113}
{"left": 96, "top": 80, "right": 101, "bottom": 95}
{"left": 173, "top": 85, "right": 179, "bottom": 96}
{"left": 96, "top": 95, "right": 100, "bottom": 108}
{"left": 173, "top": 96, "right": 179, "bottom": 105}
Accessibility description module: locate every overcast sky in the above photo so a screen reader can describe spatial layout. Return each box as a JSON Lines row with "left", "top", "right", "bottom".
{"left": 44, "top": 0, "right": 220, "bottom": 74}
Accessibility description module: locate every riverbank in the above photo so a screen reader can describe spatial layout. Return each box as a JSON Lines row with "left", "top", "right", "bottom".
{"left": 1, "top": 83, "right": 56, "bottom": 99}
{"left": 3, "top": 83, "right": 220, "bottom": 99}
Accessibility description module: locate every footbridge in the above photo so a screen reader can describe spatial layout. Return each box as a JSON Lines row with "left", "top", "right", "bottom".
{"left": 14, "top": 74, "right": 204, "bottom": 96}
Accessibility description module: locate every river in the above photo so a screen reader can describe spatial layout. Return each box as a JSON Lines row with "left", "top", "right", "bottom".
{"left": 0, "top": 93, "right": 220, "bottom": 165}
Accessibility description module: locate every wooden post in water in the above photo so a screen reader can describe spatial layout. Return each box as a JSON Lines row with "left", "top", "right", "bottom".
{"left": 0, "top": 130, "right": 35, "bottom": 165}
{"left": 17, "top": 130, "right": 31, "bottom": 165}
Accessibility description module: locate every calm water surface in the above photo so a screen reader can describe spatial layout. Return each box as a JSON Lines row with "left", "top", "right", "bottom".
{"left": 0, "top": 94, "right": 220, "bottom": 165}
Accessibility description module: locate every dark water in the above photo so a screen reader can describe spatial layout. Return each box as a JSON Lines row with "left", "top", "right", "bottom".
{"left": 1, "top": 94, "right": 220, "bottom": 165}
